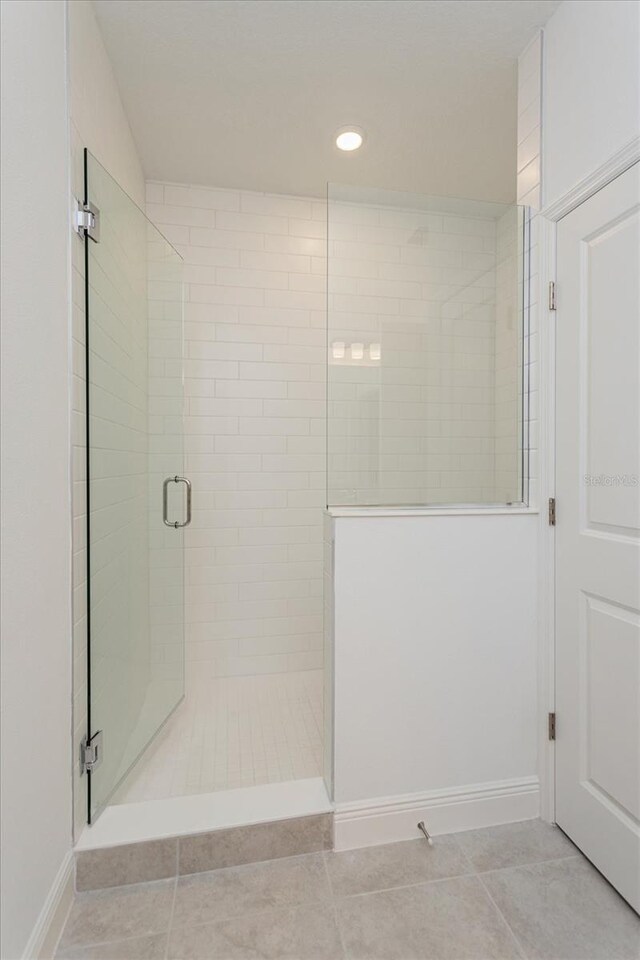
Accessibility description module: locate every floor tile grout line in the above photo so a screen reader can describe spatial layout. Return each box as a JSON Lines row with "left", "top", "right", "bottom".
{"left": 51, "top": 886, "right": 75, "bottom": 959}
{"left": 328, "top": 868, "right": 478, "bottom": 902}
{"left": 75, "top": 873, "right": 179, "bottom": 896}
{"left": 451, "top": 831, "right": 478, "bottom": 874}
{"left": 56, "top": 930, "right": 167, "bottom": 960}
{"left": 56, "top": 929, "right": 171, "bottom": 956}
{"left": 331, "top": 900, "right": 351, "bottom": 960}
{"left": 474, "top": 852, "right": 582, "bottom": 878}
{"left": 450, "top": 828, "right": 581, "bottom": 876}
{"left": 322, "top": 849, "right": 350, "bottom": 959}
{"left": 163, "top": 873, "right": 178, "bottom": 960}
{"left": 321, "top": 849, "right": 336, "bottom": 899}
{"left": 475, "top": 869, "right": 530, "bottom": 960}
{"left": 176, "top": 839, "right": 331, "bottom": 881}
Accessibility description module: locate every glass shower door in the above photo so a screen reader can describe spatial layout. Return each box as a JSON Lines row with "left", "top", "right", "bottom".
{"left": 84, "top": 150, "right": 186, "bottom": 822}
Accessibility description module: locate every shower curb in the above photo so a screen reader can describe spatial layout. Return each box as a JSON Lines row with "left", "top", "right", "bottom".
{"left": 74, "top": 812, "right": 333, "bottom": 891}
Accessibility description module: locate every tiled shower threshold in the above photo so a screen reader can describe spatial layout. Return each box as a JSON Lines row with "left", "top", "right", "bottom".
{"left": 76, "top": 777, "right": 332, "bottom": 851}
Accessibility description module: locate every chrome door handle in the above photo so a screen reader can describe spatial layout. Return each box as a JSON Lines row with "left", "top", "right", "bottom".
{"left": 163, "top": 476, "right": 192, "bottom": 528}
{"left": 176, "top": 476, "right": 192, "bottom": 527}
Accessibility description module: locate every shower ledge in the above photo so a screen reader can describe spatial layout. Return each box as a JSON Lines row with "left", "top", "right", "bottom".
{"left": 75, "top": 777, "right": 332, "bottom": 850}
{"left": 326, "top": 505, "right": 539, "bottom": 518}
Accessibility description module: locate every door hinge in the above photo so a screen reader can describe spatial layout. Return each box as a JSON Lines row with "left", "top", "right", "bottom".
{"left": 80, "top": 730, "right": 104, "bottom": 774}
{"left": 548, "top": 712, "right": 556, "bottom": 741}
{"left": 548, "top": 497, "right": 556, "bottom": 526}
{"left": 548, "top": 281, "right": 556, "bottom": 311}
{"left": 74, "top": 199, "right": 100, "bottom": 243}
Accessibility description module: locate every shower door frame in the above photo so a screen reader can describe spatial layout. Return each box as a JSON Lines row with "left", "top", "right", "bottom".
{"left": 80, "top": 148, "right": 188, "bottom": 824}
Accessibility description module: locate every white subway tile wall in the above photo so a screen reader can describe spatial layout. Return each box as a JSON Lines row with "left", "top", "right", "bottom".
{"left": 146, "top": 182, "right": 327, "bottom": 683}
{"left": 326, "top": 192, "right": 526, "bottom": 506}
{"left": 518, "top": 31, "right": 542, "bottom": 505}
{"left": 494, "top": 206, "right": 524, "bottom": 502}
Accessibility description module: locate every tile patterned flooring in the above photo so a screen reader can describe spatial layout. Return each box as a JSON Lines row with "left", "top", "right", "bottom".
{"left": 113, "top": 671, "right": 323, "bottom": 803}
{"left": 57, "top": 819, "right": 640, "bottom": 959}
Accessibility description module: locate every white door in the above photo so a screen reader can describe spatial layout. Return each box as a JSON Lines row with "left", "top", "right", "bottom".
{"left": 556, "top": 162, "right": 640, "bottom": 912}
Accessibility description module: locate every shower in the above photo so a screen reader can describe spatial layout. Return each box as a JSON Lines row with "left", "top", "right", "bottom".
{"left": 79, "top": 158, "right": 528, "bottom": 837}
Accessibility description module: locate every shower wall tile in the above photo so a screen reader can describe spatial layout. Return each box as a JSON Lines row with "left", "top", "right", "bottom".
{"left": 326, "top": 197, "right": 504, "bottom": 506}
{"left": 517, "top": 33, "right": 541, "bottom": 504}
{"left": 147, "top": 181, "right": 326, "bottom": 681}
{"left": 494, "top": 206, "right": 522, "bottom": 502}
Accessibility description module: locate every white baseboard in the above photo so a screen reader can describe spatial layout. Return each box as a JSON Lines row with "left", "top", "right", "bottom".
{"left": 22, "top": 851, "right": 74, "bottom": 960}
{"left": 333, "top": 776, "right": 540, "bottom": 851}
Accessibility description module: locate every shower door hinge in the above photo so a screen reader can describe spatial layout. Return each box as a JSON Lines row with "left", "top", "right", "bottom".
{"left": 74, "top": 199, "right": 100, "bottom": 243}
{"left": 548, "top": 712, "right": 556, "bottom": 741}
{"left": 80, "top": 730, "right": 103, "bottom": 774}
{"left": 548, "top": 497, "right": 556, "bottom": 526}
{"left": 548, "top": 281, "right": 556, "bottom": 311}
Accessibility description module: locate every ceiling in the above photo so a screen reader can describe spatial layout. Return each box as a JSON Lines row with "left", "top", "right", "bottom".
{"left": 93, "top": 0, "right": 560, "bottom": 202}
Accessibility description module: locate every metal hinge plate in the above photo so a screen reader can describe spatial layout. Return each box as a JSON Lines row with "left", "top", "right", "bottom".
{"left": 548, "top": 712, "right": 556, "bottom": 741}
{"left": 548, "top": 497, "right": 556, "bottom": 526}
{"left": 548, "top": 281, "right": 556, "bottom": 311}
{"left": 74, "top": 200, "right": 100, "bottom": 242}
{"left": 80, "top": 730, "right": 104, "bottom": 774}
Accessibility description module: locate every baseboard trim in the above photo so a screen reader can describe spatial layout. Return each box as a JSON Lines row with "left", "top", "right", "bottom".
{"left": 333, "top": 776, "right": 540, "bottom": 851}
{"left": 22, "top": 851, "right": 74, "bottom": 960}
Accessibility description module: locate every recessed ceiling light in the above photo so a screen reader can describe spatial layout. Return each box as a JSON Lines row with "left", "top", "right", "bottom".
{"left": 336, "top": 127, "right": 364, "bottom": 152}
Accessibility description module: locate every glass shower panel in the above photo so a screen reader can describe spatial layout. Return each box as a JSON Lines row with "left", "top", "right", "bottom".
{"left": 327, "top": 183, "right": 528, "bottom": 508}
{"left": 84, "top": 151, "right": 185, "bottom": 821}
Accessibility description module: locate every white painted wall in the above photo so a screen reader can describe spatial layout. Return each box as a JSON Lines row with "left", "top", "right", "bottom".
{"left": 517, "top": 32, "right": 542, "bottom": 211}
{"left": 68, "top": 0, "right": 145, "bottom": 206}
{"left": 542, "top": 0, "right": 640, "bottom": 207}
{"left": 332, "top": 514, "right": 538, "bottom": 811}
{"left": 68, "top": 0, "right": 146, "bottom": 838}
{"left": 0, "top": 2, "right": 72, "bottom": 956}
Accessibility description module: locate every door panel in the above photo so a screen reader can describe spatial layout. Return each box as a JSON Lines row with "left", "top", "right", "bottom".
{"left": 84, "top": 150, "right": 185, "bottom": 822}
{"left": 584, "top": 597, "right": 639, "bottom": 820}
{"left": 556, "top": 162, "right": 640, "bottom": 911}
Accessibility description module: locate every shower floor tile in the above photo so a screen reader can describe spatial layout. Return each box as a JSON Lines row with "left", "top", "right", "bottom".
{"left": 112, "top": 670, "right": 323, "bottom": 804}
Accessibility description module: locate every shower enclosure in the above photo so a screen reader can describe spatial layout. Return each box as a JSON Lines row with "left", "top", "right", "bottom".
{"left": 326, "top": 184, "right": 529, "bottom": 509}
{"left": 79, "top": 161, "right": 529, "bottom": 830}
{"left": 82, "top": 151, "right": 187, "bottom": 822}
